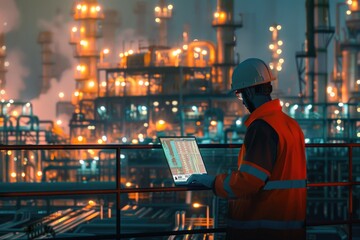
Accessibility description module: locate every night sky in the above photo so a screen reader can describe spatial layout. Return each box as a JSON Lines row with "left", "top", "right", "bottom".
{"left": 0, "top": 0, "right": 345, "bottom": 120}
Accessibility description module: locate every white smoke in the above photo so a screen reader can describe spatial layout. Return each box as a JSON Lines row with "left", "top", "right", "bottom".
{"left": 0, "top": 0, "right": 20, "bottom": 33}
{"left": 0, "top": 0, "right": 24, "bottom": 99}
{"left": 30, "top": 13, "right": 75, "bottom": 123}
{"left": 5, "top": 50, "right": 28, "bottom": 99}
{"left": 31, "top": 69, "right": 74, "bottom": 120}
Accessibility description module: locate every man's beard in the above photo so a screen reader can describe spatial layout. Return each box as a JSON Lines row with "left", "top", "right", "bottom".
{"left": 246, "top": 101, "right": 256, "bottom": 113}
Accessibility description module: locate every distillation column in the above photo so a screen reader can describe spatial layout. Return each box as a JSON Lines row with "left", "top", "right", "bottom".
{"left": 333, "top": 2, "right": 345, "bottom": 101}
{"left": 342, "top": 0, "right": 360, "bottom": 102}
{"left": 102, "top": 10, "right": 119, "bottom": 64}
{"left": 70, "top": 0, "right": 104, "bottom": 102}
{"left": 154, "top": 0, "right": 173, "bottom": 47}
{"left": 37, "top": 31, "right": 54, "bottom": 94}
{"left": 313, "top": 0, "right": 334, "bottom": 105}
{"left": 0, "top": 33, "right": 7, "bottom": 90}
{"left": 212, "top": 0, "right": 242, "bottom": 91}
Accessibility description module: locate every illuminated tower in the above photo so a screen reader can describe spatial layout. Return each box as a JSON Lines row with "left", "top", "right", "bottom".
{"left": 102, "top": 9, "right": 120, "bottom": 64}
{"left": 0, "top": 33, "right": 7, "bottom": 91}
{"left": 70, "top": 0, "right": 104, "bottom": 103}
{"left": 313, "top": 0, "right": 334, "bottom": 105}
{"left": 268, "top": 23, "right": 284, "bottom": 96}
{"left": 37, "top": 31, "right": 54, "bottom": 94}
{"left": 296, "top": 0, "right": 334, "bottom": 106}
{"left": 154, "top": 0, "right": 173, "bottom": 47}
{"left": 341, "top": 0, "right": 360, "bottom": 102}
{"left": 212, "top": 0, "right": 242, "bottom": 91}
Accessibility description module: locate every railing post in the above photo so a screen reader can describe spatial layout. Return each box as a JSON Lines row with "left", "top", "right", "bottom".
{"left": 116, "top": 147, "right": 121, "bottom": 239}
{"left": 348, "top": 146, "right": 353, "bottom": 240}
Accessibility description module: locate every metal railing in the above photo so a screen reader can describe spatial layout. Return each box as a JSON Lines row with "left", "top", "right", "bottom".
{"left": 0, "top": 143, "right": 359, "bottom": 239}
{"left": 305, "top": 143, "right": 360, "bottom": 240}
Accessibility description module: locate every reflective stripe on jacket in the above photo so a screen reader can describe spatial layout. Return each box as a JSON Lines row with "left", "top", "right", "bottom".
{"left": 214, "top": 99, "right": 307, "bottom": 237}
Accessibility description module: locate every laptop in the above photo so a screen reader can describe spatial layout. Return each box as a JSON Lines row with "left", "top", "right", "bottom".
{"left": 159, "top": 136, "right": 207, "bottom": 186}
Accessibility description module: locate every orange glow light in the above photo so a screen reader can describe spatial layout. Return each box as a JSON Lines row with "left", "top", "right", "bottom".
{"left": 89, "top": 81, "right": 95, "bottom": 88}
{"left": 80, "top": 40, "right": 88, "bottom": 47}
{"left": 193, "top": 203, "right": 201, "bottom": 208}
{"left": 348, "top": 0, "right": 358, "bottom": 11}
{"left": 210, "top": 120, "right": 217, "bottom": 126}
{"left": 103, "top": 48, "right": 110, "bottom": 54}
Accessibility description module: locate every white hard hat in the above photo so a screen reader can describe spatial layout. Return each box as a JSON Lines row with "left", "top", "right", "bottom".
{"left": 231, "top": 58, "right": 276, "bottom": 92}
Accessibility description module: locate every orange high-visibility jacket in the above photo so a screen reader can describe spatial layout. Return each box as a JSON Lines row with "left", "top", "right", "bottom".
{"left": 214, "top": 99, "right": 307, "bottom": 239}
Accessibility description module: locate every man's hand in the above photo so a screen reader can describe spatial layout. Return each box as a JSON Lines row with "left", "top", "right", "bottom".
{"left": 187, "top": 174, "right": 215, "bottom": 188}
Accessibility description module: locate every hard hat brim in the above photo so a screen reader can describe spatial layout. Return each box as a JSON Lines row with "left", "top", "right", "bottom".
{"left": 230, "top": 58, "right": 276, "bottom": 91}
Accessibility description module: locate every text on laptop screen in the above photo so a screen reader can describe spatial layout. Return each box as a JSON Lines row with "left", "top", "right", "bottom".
{"left": 160, "top": 137, "right": 207, "bottom": 183}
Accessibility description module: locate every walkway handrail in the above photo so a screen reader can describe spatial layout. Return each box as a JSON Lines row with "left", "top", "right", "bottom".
{"left": 0, "top": 143, "right": 359, "bottom": 239}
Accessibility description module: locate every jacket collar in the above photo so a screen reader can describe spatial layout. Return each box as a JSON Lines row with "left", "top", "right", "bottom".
{"left": 245, "top": 99, "right": 282, "bottom": 127}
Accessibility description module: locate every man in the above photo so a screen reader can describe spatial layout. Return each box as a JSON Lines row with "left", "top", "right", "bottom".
{"left": 189, "top": 58, "right": 307, "bottom": 240}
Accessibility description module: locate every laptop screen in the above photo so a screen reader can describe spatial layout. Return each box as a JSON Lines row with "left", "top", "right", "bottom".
{"left": 159, "top": 137, "right": 207, "bottom": 184}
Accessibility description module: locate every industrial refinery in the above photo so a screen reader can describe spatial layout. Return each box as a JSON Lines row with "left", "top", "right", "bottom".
{"left": 0, "top": 0, "right": 359, "bottom": 239}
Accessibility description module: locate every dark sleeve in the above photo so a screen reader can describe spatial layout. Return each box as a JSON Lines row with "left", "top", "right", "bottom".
{"left": 244, "top": 119, "right": 279, "bottom": 173}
